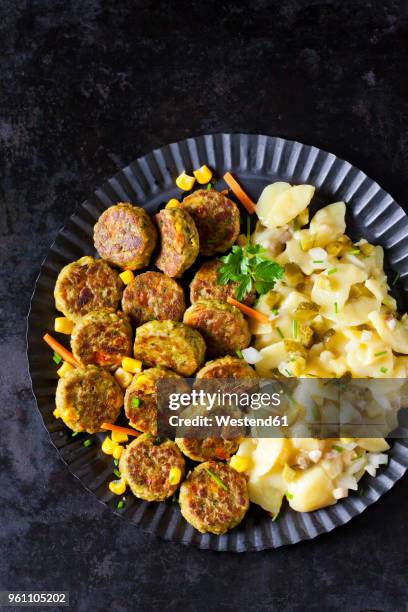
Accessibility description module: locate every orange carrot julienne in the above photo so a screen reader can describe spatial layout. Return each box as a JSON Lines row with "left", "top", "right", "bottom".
{"left": 43, "top": 333, "right": 80, "bottom": 367}
{"left": 227, "top": 296, "right": 270, "bottom": 324}
{"left": 101, "top": 423, "right": 141, "bottom": 437}
{"left": 223, "top": 172, "right": 256, "bottom": 214}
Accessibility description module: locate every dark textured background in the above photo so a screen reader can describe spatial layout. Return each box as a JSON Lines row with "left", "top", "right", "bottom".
{"left": 1, "top": 1, "right": 407, "bottom": 611}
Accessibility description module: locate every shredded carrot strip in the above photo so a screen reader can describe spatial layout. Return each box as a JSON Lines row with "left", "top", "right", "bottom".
{"left": 223, "top": 172, "right": 256, "bottom": 214}
{"left": 101, "top": 423, "right": 141, "bottom": 437}
{"left": 43, "top": 333, "right": 80, "bottom": 367}
{"left": 227, "top": 296, "right": 270, "bottom": 323}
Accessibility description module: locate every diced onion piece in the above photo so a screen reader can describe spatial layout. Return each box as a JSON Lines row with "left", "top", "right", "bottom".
{"left": 333, "top": 487, "right": 348, "bottom": 500}
{"left": 309, "top": 450, "right": 322, "bottom": 463}
{"left": 365, "top": 464, "right": 377, "bottom": 477}
{"left": 309, "top": 247, "right": 328, "bottom": 261}
{"left": 361, "top": 330, "right": 372, "bottom": 343}
{"left": 241, "top": 347, "right": 262, "bottom": 364}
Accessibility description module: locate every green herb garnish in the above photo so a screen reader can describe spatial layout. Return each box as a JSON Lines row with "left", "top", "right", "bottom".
{"left": 392, "top": 272, "right": 400, "bottom": 286}
{"left": 113, "top": 459, "right": 119, "bottom": 467}
{"left": 206, "top": 183, "right": 212, "bottom": 190}
{"left": 313, "top": 260, "right": 324, "bottom": 264}
{"left": 332, "top": 444, "right": 344, "bottom": 452}
{"left": 131, "top": 397, "right": 140, "bottom": 408}
{"left": 236, "top": 349, "right": 243, "bottom": 359}
{"left": 276, "top": 327, "right": 284, "bottom": 339}
{"left": 83, "top": 439, "right": 92, "bottom": 447}
{"left": 113, "top": 468, "right": 121, "bottom": 478}
{"left": 217, "top": 233, "right": 284, "bottom": 301}
{"left": 374, "top": 350, "right": 387, "bottom": 357}
{"left": 292, "top": 319, "right": 298, "bottom": 339}
{"left": 270, "top": 307, "right": 279, "bottom": 316}
{"left": 334, "top": 302, "right": 338, "bottom": 314}
{"left": 71, "top": 432, "right": 79, "bottom": 437}
{"left": 285, "top": 492, "right": 294, "bottom": 500}
{"left": 380, "top": 366, "right": 388, "bottom": 374}
{"left": 153, "top": 436, "right": 161, "bottom": 446}
{"left": 284, "top": 368, "right": 292, "bottom": 377}
{"left": 327, "top": 267, "right": 337, "bottom": 275}
{"left": 349, "top": 249, "right": 360, "bottom": 255}
{"left": 53, "top": 352, "right": 62, "bottom": 365}
{"left": 204, "top": 468, "right": 229, "bottom": 491}
{"left": 117, "top": 500, "right": 124, "bottom": 509}
{"left": 272, "top": 512, "right": 281, "bottom": 522}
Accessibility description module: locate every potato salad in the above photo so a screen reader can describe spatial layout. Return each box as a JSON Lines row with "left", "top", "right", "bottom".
{"left": 230, "top": 181, "right": 407, "bottom": 518}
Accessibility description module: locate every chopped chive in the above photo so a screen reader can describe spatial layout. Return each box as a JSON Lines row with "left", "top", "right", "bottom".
{"left": 71, "top": 432, "right": 79, "bottom": 437}
{"left": 312, "top": 405, "right": 319, "bottom": 420}
{"left": 334, "top": 302, "right": 338, "bottom": 314}
{"left": 270, "top": 308, "right": 279, "bottom": 316}
{"left": 380, "top": 366, "right": 388, "bottom": 374}
{"left": 332, "top": 444, "right": 344, "bottom": 452}
{"left": 327, "top": 267, "right": 337, "bottom": 275}
{"left": 206, "top": 183, "right": 212, "bottom": 190}
{"left": 352, "top": 453, "right": 362, "bottom": 462}
{"left": 117, "top": 500, "right": 124, "bottom": 509}
{"left": 349, "top": 249, "right": 360, "bottom": 255}
{"left": 292, "top": 319, "right": 298, "bottom": 339}
{"left": 272, "top": 512, "right": 280, "bottom": 522}
{"left": 313, "top": 260, "right": 324, "bottom": 264}
{"left": 284, "top": 368, "right": 292, "bottom": 377}
{"left": 292, "top": 219, "right": 300, "bottom": 232}
{"left": 374, "top": 350, "right": 387, "bottom": 357}
{"left": 113, "top": 468, "right": 121, "bottom": 478}
{"left": 276, "top": 327, "right": 284, "bottom": 339}
{"left": 131, "top": 397, "right": 140, "bottom": 408}
{"left": 153, "top": 436, "right": 161, "bottom": 446}
{"left": 53, "top": 352, "right": 62, "bottom": 365}
{"left": 204, "top": 468, "right": 229, "bottom": 491}
{"left": 285, "top": 492, "right": 294, "bottom": 500}
{"left": 236, "top": 349, "right": 243, "bottom": 359}
{"left": 113, "top": 459, "right": 119, "bottom": 467}
{"left": 392, "top": 272, "right": 400, "bottom": 286}
{"left": 83, "top": 439, "right": 92, "bottom": 447}
{"left": 306, "top": 372, "right": 317, "bottom": 378}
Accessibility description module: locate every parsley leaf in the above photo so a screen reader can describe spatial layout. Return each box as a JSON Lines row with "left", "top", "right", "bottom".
{"left": 217, "top": 233, "right": 283, "bottom": 300}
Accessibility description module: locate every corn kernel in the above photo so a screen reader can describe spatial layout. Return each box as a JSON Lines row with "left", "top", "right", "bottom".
{"left": 111, "top": 430, "right": 128, "bottom": 443}
{"left": 193, "top": 164, "right": 212, "bottom": 184}
{"left": 114, "top": 367, "right": 133, "bottom": 389}
{"left": 230, "top": 455, "right": 250, "bottom": 473}
{"left": 54, "top": 317, "right": 74, "bottom": 335}
{"left": 112, "top": 445, "right": 124, "bottom": 459}
{"left": 109, "top": 478, "right": 126, "bottom": 495}
{"left": 102, "top": 436, "right": 118, "bottom": 455}
{"left": 282, "top": 463, "right": 297, "bottom": 482}
{"left": 168, "top": 466, "right": 182, "bottom": 485}
{"left": 53, "top": 408, "right": 60, "bottom": 418}
{"left": 119, "top": 270, "right": 134, "bottom": 285}
{"left": 175, "top": 171, "right": 195, "bottom": 191}
{"left": 121, "top": 357, "right": 142, "bottom": 374}
{"left": 57, "top": 361, "right": 74, "bottom": 378}
{"left": 165, "top": 198, "right": 180, "bottom": 209}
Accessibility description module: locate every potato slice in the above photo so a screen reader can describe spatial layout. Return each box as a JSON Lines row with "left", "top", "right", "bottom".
{"left": 309, "top": 202, "right": 346, "bottom": 247}
{"left": 256, "top": 183, "right": 315, "bottom": 228}
{"left": 248, "top": 469, "right": 286, "bottom": 515}
{"left": 289, "top": 465, "right": 336, "bottom": 512}
{"left": 369, "top": 311, "right": 408, "bottom": 355}
{"left": 357, "top": 438, "right": 390, "bottom": 452}
{"left": 251, "top": 438, "right": 291, "bottom": 478}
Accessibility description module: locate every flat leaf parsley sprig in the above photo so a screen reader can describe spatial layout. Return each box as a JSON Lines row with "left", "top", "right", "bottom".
{"left": 217, "top": 226, "right": 284, "bottom": 301}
